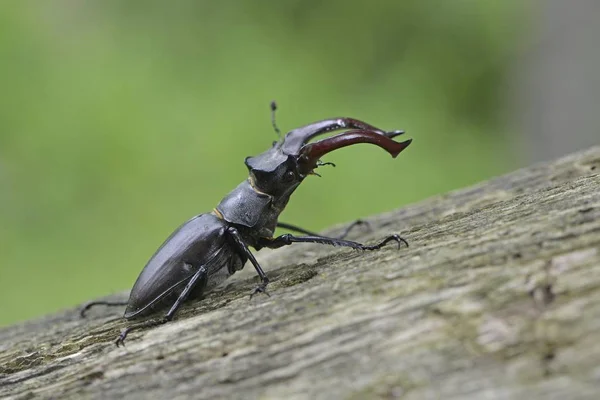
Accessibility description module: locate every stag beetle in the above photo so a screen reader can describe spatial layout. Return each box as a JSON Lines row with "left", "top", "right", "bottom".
{"left": 82, "top": 102, "right": 412, "bottom": 346}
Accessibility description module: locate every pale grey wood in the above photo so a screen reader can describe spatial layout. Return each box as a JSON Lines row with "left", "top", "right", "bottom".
{"left": 1, "top": 146, "right": 599, "bottom": 400}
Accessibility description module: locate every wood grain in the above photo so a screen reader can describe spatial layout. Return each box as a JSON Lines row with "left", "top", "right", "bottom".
{"left": 1, "top": 146, "right": 599, "bottom": 400}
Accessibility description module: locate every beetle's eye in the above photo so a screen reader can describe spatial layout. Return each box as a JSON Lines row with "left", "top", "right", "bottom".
{"left": 284, "top": 171, "right": 295, "bottom": 182}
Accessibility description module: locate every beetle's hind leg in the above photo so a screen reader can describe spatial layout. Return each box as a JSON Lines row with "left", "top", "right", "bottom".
{"left": 80, "top": 300, "right": 128, "bottom": 318}
{"left": 115, "top": 265, "right": 208, "bottom": 346}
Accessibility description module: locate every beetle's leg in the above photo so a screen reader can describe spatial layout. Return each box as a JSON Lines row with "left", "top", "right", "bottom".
{"left": 80, "top": 300, "right": 128, "bottom": 318}
{"left": 259, "top": 233, "right": 408, "bottom": 251}
{"left": 276, "top": 219, "right": 370, "bottom": 240}
{"left": 115, "top": 265, "right": 208, "bottom": 346}
{"left": 337, "top": 219, "right": 371, "bottom": 240}
{"left": 115, "top": 318, "right": 167, "bottom": 347}
{"left": 163, "top": 265, "right": 208, "bottom": 320}
{"left": 276, "top": 222, "right": 320, "bottom": 237}
{"left": 226, "top": 227, "right": 270, "bottom": 297}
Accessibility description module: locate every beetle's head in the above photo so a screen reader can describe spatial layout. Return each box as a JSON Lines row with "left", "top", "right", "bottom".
{"left": 244, "top": 143, "right": 304, "bottom": 199}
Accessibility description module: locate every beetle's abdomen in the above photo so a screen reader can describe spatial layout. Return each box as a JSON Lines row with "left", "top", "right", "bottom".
{"left": 124, "top": 213, "right": 232, "bottom": 319}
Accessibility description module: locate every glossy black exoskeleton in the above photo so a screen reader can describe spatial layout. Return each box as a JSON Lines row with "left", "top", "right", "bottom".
{"left": 82, "top": 102, "right": 412, "bottom": 346}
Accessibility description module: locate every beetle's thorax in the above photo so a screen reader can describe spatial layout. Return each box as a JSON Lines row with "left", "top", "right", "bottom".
{"left": 214, "top": 181, "right": 300, "bottom": 240}
{"left": 247, "top": 173, "right": 298, "bottom": 213}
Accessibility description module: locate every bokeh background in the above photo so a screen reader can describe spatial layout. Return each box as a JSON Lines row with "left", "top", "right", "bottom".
{"left": 1, "top": 1, "right": 598, "bottom": 326}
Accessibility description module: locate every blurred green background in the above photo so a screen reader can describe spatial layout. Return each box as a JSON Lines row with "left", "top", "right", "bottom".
{"left": 0, "top": 1, "right": 525, "bottom": 326}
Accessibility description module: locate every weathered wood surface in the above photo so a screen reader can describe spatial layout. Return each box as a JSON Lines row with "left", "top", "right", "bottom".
{"left": 1, "top": 146, "right": 599, "bottom": 400}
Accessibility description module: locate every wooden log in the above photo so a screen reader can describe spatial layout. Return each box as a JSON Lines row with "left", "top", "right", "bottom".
{"left": 1, "top": 146, "right": 599, "bottom": 400}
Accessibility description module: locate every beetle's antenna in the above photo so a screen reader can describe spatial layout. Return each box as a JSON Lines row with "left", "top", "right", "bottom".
{"left": 270, "top": 100, "right": 281, "bottom": 139}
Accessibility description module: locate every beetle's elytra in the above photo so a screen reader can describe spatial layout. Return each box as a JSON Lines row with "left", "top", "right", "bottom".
{"left": 82, "top": 103, "right": 412, "bottom": 346}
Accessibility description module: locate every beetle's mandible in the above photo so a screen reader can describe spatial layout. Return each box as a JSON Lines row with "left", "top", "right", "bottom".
{"left": 82, "top": 102, "right": 412, "bottom": 346}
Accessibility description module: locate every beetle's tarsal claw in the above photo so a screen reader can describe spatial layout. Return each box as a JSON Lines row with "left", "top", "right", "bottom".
{"left": 115, "top": 328, "right": 130, "bottom": 347}
{"left": 250, "top": 282, "right": 270, "bottom": 299}
{"left": 388, "top": 234, "right": 409, "bottom": 249}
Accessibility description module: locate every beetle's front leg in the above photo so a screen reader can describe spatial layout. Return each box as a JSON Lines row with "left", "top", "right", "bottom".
{"left": 258, "top": 233, "right": 408, "bottom": 251}
{"left": 226, "top": 227, "right": 270, "bottom": 298}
